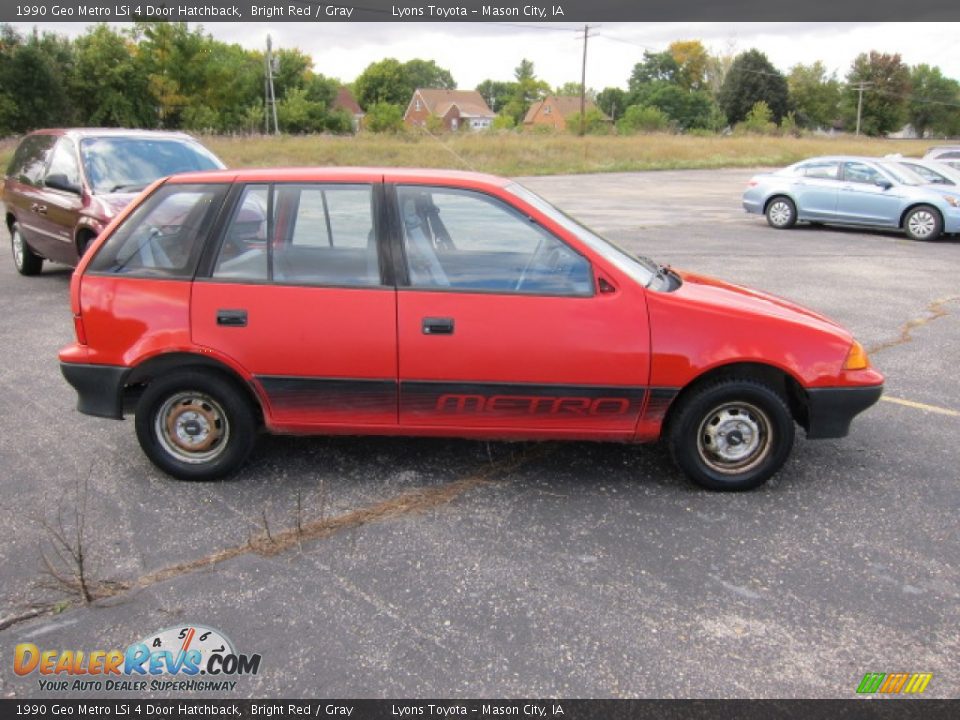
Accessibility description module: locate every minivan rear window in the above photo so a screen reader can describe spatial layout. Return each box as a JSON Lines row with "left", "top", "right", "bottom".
{"left": 87, "top": 183, "right": 227, "bottom": 278}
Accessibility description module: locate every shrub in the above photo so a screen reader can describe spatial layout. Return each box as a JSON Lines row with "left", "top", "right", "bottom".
{"left": 616, "top": 105, "right": 670, "bottom": 134}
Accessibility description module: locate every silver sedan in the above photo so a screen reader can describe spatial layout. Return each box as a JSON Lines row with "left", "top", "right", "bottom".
{"left": 742, "top": 156, "right": 960, "bottom": 241}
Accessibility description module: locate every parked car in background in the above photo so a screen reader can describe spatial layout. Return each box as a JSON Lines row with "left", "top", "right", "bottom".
{"left": 923, "top": 145, "right": 960, "bottom": 170}
{"left": 743, "top": 156, "right": 960, "bottom": 241}
{"left": 59, "top": 167, "right": 883, "bottom": 491}
{"left": 890, "top": 157, "right": 960, "bottom": 187}
{"left": 3, "top": 128, "right": 224, "bottom": 276}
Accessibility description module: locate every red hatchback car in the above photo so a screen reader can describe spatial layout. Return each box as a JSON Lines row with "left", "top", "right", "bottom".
{"left": 3, "top": 128, "right": 223, "bottom": 275}
{"left": 59, "top": 168, "right": 883, "bottom": 490}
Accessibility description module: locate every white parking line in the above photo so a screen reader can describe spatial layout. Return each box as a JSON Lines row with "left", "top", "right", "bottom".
{"left": 881, "top": 396, "right": 960, "bottom": 417}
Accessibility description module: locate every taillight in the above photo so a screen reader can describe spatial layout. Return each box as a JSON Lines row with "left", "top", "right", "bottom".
{"left": 73, "top": 314, "right": 87, "bottom": 345}
{"left": 746, "top": 180, "right": 759, "bottom": 188}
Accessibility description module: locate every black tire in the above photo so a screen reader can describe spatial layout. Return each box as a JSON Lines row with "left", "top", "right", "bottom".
{"left": 10, "top": 222, "right": 42, "bottom": 276}
{"left": 765, "top": 196, "right": 797, "bottom": 229}
{"left": 134, "top": 370, "right": 256, "bottom": 481}
{"left": 77, "top": 232, "right": 95, "bottom": 259}
{"left": 667, "top": 378, "right": 795, "bottom": 491}
{"left": 902, "top": 205, "right": 943, "bottom": 241}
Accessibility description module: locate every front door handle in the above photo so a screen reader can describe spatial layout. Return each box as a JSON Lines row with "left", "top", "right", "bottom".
{"left": 31, "top": 203, "right": 47, "bottom": 214}
{"left": 217, "top": 309, "right": 247, "bottom": 327}
{"left": 422, "top": 317, "right": 454, "bottom": 335}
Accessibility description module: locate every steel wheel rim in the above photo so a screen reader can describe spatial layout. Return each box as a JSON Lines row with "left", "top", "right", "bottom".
{"left": 696, "top": 401, "right": 772, "bottom": 475}
{"left": 907, "top": 211, "right": 935, "bottom": 238}
{"left": 768, "top": 202, "right": 792, "bottom": 226}
{"left": 12, "top": 230, "right": 24, "bottom": 270}
{"left": 155, "top": 391, "right": 230, "bottom": 464}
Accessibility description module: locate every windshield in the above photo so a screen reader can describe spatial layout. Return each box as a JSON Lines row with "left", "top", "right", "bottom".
{"left": 506, "top": 182, "right": 656, "bottom": 287}
{"left": 876, "top": 161, "right": 926, "bottom": 186}
{"left": 80, "top": 137, "right": 224, "bottom": 195}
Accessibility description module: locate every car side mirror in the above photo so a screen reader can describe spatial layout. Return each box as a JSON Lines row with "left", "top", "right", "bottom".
{"left": 874, "top": 178, "right": 893, "bottom": 190}
{"left": 45, "top": 173, "right": 81, "bottom": 194}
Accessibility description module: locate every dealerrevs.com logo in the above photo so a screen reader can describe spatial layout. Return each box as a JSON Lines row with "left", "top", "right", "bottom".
{"left": 856, "top": 672, "right": 933, "bottom": 695}
{"left": 14, "top": 625, "right": 261, "bottom": 692}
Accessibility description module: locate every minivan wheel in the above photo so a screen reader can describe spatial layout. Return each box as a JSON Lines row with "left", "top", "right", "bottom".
{"left": 667, "top": 378, "right": 795, "bottom": 491}
{"left": 10, "top": 223, "right": 42, "bottom": 275}
{"left": 902, "top": 206, "right": 943, "bottom": 241}
{"left": 765, "top": 197, "right": 797, "bottom": 229}
{"left": 135, "top": 370, "right": 256, "bottom": 481}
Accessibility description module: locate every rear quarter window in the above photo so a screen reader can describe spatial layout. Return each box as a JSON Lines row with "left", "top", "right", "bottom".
{"left": 87, "top": 183, "right": 228, "bottom": 278}
{"left": 7, "top": 134, "right": 57, "bottom": 185}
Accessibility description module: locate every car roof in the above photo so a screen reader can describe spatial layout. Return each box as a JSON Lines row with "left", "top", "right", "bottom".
{"left": 28, "top": 128, "right": 200, "bottom": 141}
{"left": 166, "top": 166, "right": 513, "bottom": 188}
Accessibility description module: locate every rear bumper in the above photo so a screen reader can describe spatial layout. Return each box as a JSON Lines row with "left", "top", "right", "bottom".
{"left": 60, "top": 362, "right": 129, "bottom": 420}
{"left": 805, "top": 384, "right": 883, "bottom": 439}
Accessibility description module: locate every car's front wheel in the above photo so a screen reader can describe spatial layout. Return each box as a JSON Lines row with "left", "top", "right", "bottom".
{"left": 765, "top": 197, "right": 797, "bottom": 229}
{"left": 135, "top": 370, "right": 257, "bottom": 481}
{"left": 10, "top": 222, "right": 43, "bottom": 275}
{"left": 667, "top": 378, "right": 795, "bottom": 491}
{"left": 902, "top": 205, "right": 943, "bottom": 241}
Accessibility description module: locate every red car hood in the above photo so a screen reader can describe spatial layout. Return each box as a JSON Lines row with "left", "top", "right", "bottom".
{"left": 672, "top": 270, "right": 850, "bottom": 340}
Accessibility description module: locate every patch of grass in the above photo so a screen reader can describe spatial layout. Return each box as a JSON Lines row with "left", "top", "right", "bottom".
{"left": 0, "top": 132, "right": 933, "bottom": 181}
{"left": 203, "top": 132, "right": 932, "bottom": 176}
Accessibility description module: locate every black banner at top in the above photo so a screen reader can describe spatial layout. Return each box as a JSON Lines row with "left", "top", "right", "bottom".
{"left": 2, "top": 0, "right": 960, "bottom": 23}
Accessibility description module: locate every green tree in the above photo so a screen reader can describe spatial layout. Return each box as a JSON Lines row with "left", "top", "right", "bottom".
{"left": 476, "top": 79, "right": 515, "bottom": 113}
{"left": 70, "top": 25, "right": 153, "bottom": 128}
{"left": 502, "top": 59, "right": 550, "bottom": 123}
{"left": 354, "top": 58, "right": 456, "bottom": 110}
{"left": 718, "top": 49, "right": 790, "bottom": 124}
{"left": 364, "top": 102, "right": 405, "bottom": 133}
{"left": 616, "top": 105, "right": 670, "bottom": 133}
{"left": 403, "top": 58, "right": 456, "bottom": 92}
{"left": 788, "top": 61, "right": 842, "bottom": 129}
{"left": 843, "top": 51, "right": 910, "bottom": 136}
{"left": 0, "top": 28, "right": 73, "bottom": 132}
{"left": 736, "top": 100, "right": 777, "bottom": 134}
{"left": 629, "top": 51, "right": 680, "bottom": 90}
{"left": 907, "top": 64, "right": 960, "bottom": 138}
{"left": 565, "top": 107, "right": 610, "bottom": 135}
{"left": 632, "top": 83, "right": 723, "bottom": 130}
{"left": 595, "top": 87, "right": 627, "bottom": 121}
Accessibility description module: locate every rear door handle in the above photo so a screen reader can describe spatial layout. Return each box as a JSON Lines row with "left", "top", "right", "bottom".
{"left": 31, "top": 203, "right": 47, "bottom": 214}
{"left": 422, "top": 317, "right": 454, "bottom": 335}
{"left": 217, "top": 309, "right": 247, "bottom": 327}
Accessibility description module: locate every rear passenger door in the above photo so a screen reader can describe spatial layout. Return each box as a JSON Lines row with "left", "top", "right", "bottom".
{"left": 191, "top": 181, "right": 398, "bottom": 428}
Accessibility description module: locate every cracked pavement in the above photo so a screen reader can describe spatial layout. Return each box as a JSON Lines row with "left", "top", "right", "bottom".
{"left": 1, "top": 168, "right": 958, "bottom": 698}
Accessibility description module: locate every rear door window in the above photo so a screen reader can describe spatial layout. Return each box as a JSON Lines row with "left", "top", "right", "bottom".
{"left": 212, "top": 183, "right": 380, "bottom": 287}
{"left": 7, "top": 134, "right": 57, "bottom": 186}
{"left": 88, "top": 183, "right": 227, "bottom": 278}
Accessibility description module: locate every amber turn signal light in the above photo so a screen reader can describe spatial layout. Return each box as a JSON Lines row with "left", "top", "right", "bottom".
{"left": 843, "top": 340, "right": 870, "bottom": 370}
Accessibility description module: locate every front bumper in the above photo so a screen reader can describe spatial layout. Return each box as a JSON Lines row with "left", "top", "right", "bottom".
{"left": 60, "top": 362, "right": 130, "bottom": 420}
{"left": 805, "top": 384, "right": 884, "bottom": 439}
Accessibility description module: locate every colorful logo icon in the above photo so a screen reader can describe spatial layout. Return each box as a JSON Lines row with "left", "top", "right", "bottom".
{"left": 856, "top": 672, "right": 932, "bottom": 694}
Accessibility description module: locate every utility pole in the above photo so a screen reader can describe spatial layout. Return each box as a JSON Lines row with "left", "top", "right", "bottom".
{"left": 579, "top": 24, "right": 591, "bottom": 136}
{"left": 854, "top": 80, "right": 874, "bottom": 136}
{"left": 265, "top": 35, "right": 279, "bottom": 135}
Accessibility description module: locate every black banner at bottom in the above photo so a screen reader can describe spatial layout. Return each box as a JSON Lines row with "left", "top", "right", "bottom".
{"left": 1, "top": 699, "right": 957, "bottom": 720}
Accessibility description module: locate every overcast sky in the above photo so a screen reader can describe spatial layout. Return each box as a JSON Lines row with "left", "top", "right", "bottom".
{"left": 13, "top": 21, "right": 960, "bottom": 90}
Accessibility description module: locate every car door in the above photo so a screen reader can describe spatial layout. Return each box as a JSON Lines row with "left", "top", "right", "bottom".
{"left": 4, "top": 134, "right": 57, "bottom": 256}
{"left": 790, "top": 160, "right": 841, "bottom": 219}
{"left": 191, "top": 179, "right": 398, "bottom": 428}
{"left": 391, "top": 182, "right": 651, "bottom": 436}
{"left": 836, "top": 161, "right": 902, "bottom": 226}
{"left": 32, "top": 136, "right": 84, "bottom": 265}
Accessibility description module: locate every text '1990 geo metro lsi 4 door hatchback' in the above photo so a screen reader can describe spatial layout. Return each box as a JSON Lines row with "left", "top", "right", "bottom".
{"left": 59, "top": 168, "right": 884, "bottom": 491}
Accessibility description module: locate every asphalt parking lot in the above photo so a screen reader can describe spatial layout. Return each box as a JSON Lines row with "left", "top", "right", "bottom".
{"left": 1, "top": 167, "right": 958, "bottom": 699}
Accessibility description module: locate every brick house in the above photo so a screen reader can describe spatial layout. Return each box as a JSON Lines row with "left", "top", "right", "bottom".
{"left": 404, "top": 88, "right": 495, "bottom": 132}
{"left": 332, "top": 87, "right": 365, "bottom": 131}
{"left": 523, "top": 96, "right": 608, "bottom": 131}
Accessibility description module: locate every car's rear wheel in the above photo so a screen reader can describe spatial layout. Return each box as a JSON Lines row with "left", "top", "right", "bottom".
{"left": 667, "top": 378, "right": 795, "bottom": 491}
{"left": 135, "top": 370, "right": 256, "bottom": 481}
{"left": 10, "top": 222, "right": 42, "bottom": 275}
{"left": 902, "top": 206, "right": 943, "bottom": 241}
{"left": 765, "top": 197, "right": 797, "bottom": 229}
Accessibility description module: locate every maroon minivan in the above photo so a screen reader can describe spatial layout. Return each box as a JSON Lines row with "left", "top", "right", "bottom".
{"left": 3, "top": 128, "right": 224, "bottom": 276}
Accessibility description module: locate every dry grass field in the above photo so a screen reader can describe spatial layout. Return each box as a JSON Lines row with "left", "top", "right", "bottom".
{"left": 0, "top": 132, "right": 935, "bottom": 179}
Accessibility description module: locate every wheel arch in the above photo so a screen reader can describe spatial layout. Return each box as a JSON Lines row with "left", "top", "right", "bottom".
{"left": 123, "top": 352, "right": 265, "bottom": 424}
{"left": 899, "top": 202, "right": 943, "bottom": 229}
{"left": 663, "top": 361, "right": 809, "bottom": 435}
{"left": 763, "top": 193, "right": 797, "bottom": 215}
{"left": 5, "top": 212, "right": 15, "bottom": 234}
